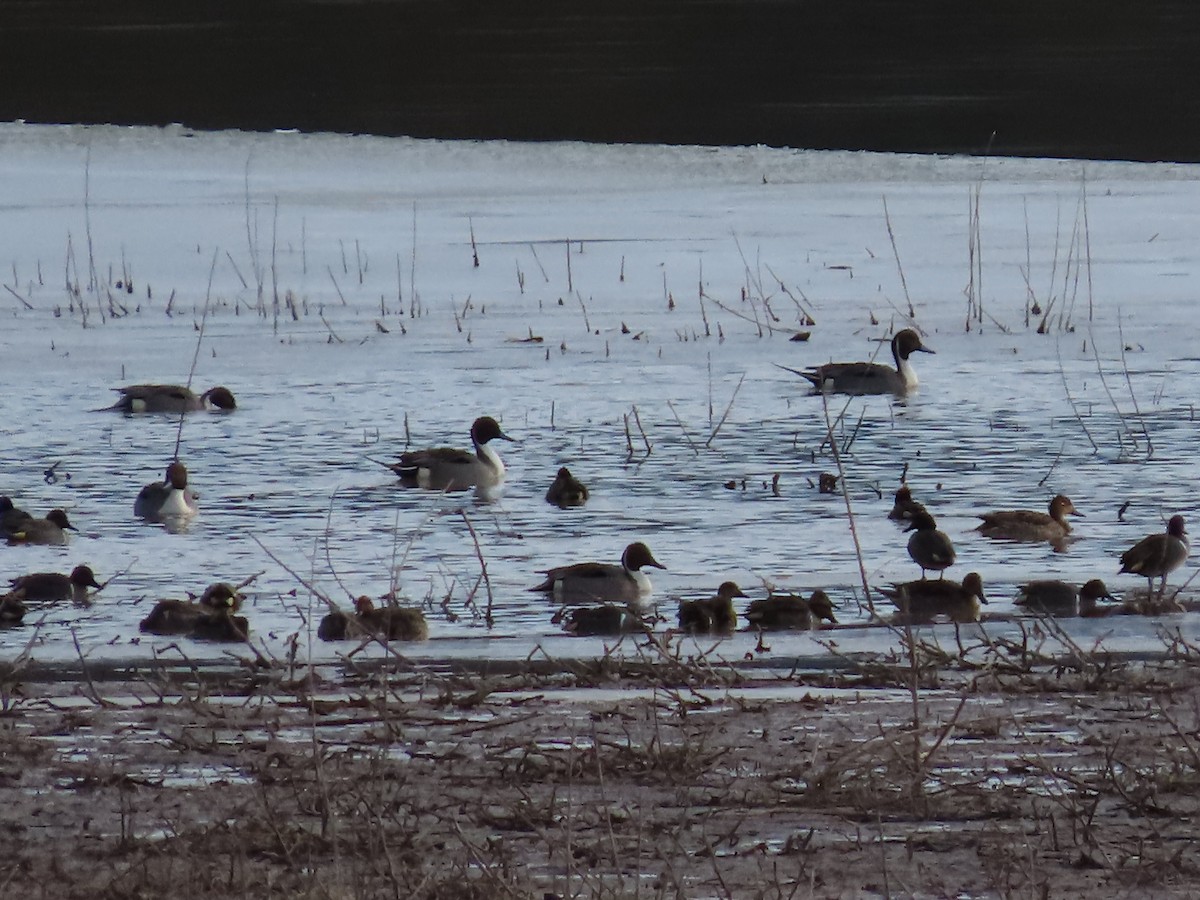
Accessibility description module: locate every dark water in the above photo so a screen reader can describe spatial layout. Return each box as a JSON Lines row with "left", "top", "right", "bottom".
{"left": 2, "top": 1, "right": 1199, "bottom": 161}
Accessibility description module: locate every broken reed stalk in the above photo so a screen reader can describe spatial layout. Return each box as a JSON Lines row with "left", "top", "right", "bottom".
{"left": 327, "top": 266, "right": 348, "bottom": 305}
{"left": 1054, "top": 339, "right": 1099, "bottom": 454}
{"left": 575, "top": 291, "right": 590, "bottom": 333}
{"left": 173, "top": 250, "right": 218, "bottom": 460}
{"left": 820, "top": 393, "right": 872, "bottom": 613}
{"left": 1116, "top": 316, "right": 1153, "bottom": 458}
{"left": 631, "top": 405, "right": 652, "bottom": 455}
{"left": 882, "top": 196, "right": 914, "bottom": 319}
{"left": 665, "top": 400, "right": 700, "bottom": 455}
{"left": 706, "top": 372, "right": 746, "bottom": 448}
{"left": 457, "top": 510, "right": 495, "bottom": 628}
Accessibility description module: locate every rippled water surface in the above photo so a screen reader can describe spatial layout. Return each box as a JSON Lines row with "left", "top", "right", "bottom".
{"left": 2, "top": 123, "right": 1199, "bottom": 667}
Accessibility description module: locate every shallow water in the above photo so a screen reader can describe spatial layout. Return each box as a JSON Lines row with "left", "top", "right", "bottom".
{"left": 1, "top": 123, "right": 1199, "bottom": 667}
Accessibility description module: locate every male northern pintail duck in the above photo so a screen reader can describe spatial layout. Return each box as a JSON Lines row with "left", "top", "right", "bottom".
{"left": 318, "top": 595, "right": 429, "bottom": 642}
{"left": 0, "top": 592, "right": 26, "bottom": 626}
{"left": 135, "top": 461, "right": 199, "bottom": 521}
{"left": 546, "top": 466, "right": 590, "bottom": 508}
{"left": 104, "top": 383, "right": 237, "bottom": 414}
{"left": 1015, "top": 578, "right": 1117, "bottom": 618}
{"left": 139, "top": 582, "right": 247, "bottom": 640}
{"left": 678, "top": 581, "right": 746, "bottom": 634}
{"left": 560, "top": 604, "right": 644, "bottom": 636}
{"left": 975, "top": 494, "right": 1081, "bottom": 543}
{"left": 881, "top": 572, "right": 987, "bottom": 624}
{"left": 779, "top": 328, "right": 934, "bottom": 396}
{"left": 6, "top": 509, "right": 77, "bottom": 546}
{"left": 1119, "top": 514, "right": 1189, "bottom": 600}
{"left": 0, "top": 496, "right": 33, "bottom": 536}
{"left": 381, "top": 416, "right": 514, "bottom": 493}
{"left": 530, "top": 541, "right": 666, "bottom": 604}
{"left": 887, "top": 485, "right": 927, "bottom": 523}
{"left": 745, "top": 589, "right": 838, "bottom": 630}
{"left": 905, "top": 511, "right": 955, "bottom": 579}
{"left": 9, "top": 564, "right": 102, "bottom": 604}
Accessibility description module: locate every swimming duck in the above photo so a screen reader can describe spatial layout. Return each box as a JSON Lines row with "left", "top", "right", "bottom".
{"left": 139, "top": 582, "right": 246, "bottom": 638}
{"left": 779, "top": 329, "right": 934, "bottom": 396}
{"left": 134, "top": 461, "right": 199, "bottom": 521}
{"left": 545, "top": 466, "right": 589, "bottom": 508}
{"left": 381, "top": 416, "right": 514, "bottom": 493}
{"left": 0, "top": 496, "right": 33, "bottom": 536}
{"left": 559, "top": 604, "right": 642, "bottom": 636}
{"left": 9, "top": 564, "right": 102, "bottom": 604}
{"left": 0, "top": 592, "right": 26, "bottom": 626}
{"left": 975, "top": 494, "right": 1081, "bottom": 542}
{"left": 1119, "top": 515, "right": 1189, "bottom": 600}
{"left": 1015, "top": 578, "right": 1116, "bottom": 618}
{"left": 678, "top": 581, "right": 746, "bottom": 634}
{"left": 318, "top": 595, "right": 428, "bottom": 641}
{"left": 880, "top": 572, "right": 987, "bottom": 624}
{"left": 887, "top": 485, "right": 927, "bottom": 523}
{"left": 745, "top": 589, "right": 838, "bottom": 630}
{"left": 905, "top": 511, "right": 955, "bottom": 579}
{"left": 6, "top": 509, "right": 77, "bottom": 546}
{"left": 104, "top": 383, "right": 237, "bottom": 414}
{"left": 530, "top": 541, "right": 666, "bottom": 604}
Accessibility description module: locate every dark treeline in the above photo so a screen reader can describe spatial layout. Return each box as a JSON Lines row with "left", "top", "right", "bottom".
{"left": 2, "top": 1, "right": 1197, "bottom": 162}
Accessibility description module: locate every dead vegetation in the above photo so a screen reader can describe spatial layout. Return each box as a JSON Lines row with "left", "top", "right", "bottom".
{"left": 3, "top": 627, "right": 1200, "bottom": 899}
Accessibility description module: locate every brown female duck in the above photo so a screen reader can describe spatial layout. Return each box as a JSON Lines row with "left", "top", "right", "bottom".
{"left": 975, "top": 494, "right": 1081, "bottom": 542}
{"left": 678, "top": 581, "right": 746, "bottom": 634}
{"left": 745, "top": 589, "right": 838, "bottom": 630}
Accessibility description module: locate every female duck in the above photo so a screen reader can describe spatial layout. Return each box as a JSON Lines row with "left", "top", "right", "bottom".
{"left": 975, "top": 494, "right": 1081, "bottom": 542}
{"left": 530, "top": 541, "right": 666, "bottom": 605}
{"left": 6, "top": 509, "right": 77, "bottom": 546}
{"left": 560, "top": 604, "right": 642, "bottom": 636}
{"left": 745, "top": 589, "right": 838, "bottom": 630}
{"left": 780, "top": 328, "right": 934, "bottom": 396}
{"left": 881, "top": 572, "right": 987, "bottom": 624}
{"left": 135, "top": 461, "right": 199, "bottom": 522}
{"left": 546, "top": 466, "right": 589, "bottom": 508}
{"left": 318, "top": 595, "right": 428, "bottom": 642}
{"left": 906, "top": 511, "right": 956, "bottom": 579}
{"left": 678, "top": 581, "right": 746, "bottom": 634}
{"left": 382, "top": 416, "right": 514, "bottom": 493}
{"left": 1119, "top": 514, "right": 1189, "bottom": 600}
{"left": 887, "top": 485, "right": 927, "bottom": 523}
{"left": 1015, "top": 578, "right": 1116, "bottom": 618}
{"left": 140, "top": 582, "right": 247, "bottom": 640}
{"left": 10, "top": 564, "right": 102, "bottom": 604}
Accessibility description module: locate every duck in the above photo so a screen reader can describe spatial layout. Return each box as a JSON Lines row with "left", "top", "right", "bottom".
{"left": 0, "top": 496, "right": 33, "bottom": 536}
{"left": 530, "top": 541, "right": 666, "bottom": 605}
{"left": 5, "top": 509, "right": 77, "bottom": 546}
{"left": 905, "top": 511, "right": 955, "bottom": 579}
{"left": 380, "top": 416, "right": 514, "bottom": 493}
{"left": 778, "top": 328, "right": 934, "bottom": 396}
{"left": 975, "top": 494, "right": 1081, "bottom": 542}
{"left": 318, "top": 595, "right": 428, "bottom": 642}
{"left": 9, "top": 564, "right": 102, "bottom": 604}
{"left": 104, "top": 383, "right": 237, "bottom": 414}
{"left": 678, "top": 581, "right": 746, "bottom": 634}
{"left": 134, "top": 461, "right": 199, "bottom": 521}
{"left": 1119, "top": 514, "right": 1190, "bottom": 600}
{"left": 887, "top": 485, "right": 927, "bottom": 523}
{"left": 545, "top": 466, "right": 589, "bottom": 508}
{"left": 0, "top": 592, "right": 26, "bottom": 626}
{"left": 745, "top": 589, "right": 838, "bottom": 630}
{"left": 1015, "top": 578, "right": 1117, "bottom": 618}
{"left": 139, "top": 582, "right": 246, "bottom": 638}
{"left": 880, "top": 572, "right": 987, "bottom": 624}
{"left": 559, "top": 604, "right": 642, "bottom": 636}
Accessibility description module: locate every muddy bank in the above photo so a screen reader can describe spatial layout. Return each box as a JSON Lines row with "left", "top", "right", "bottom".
{"left": 3, "top": 644, "right": 1200, "bottom": 898}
